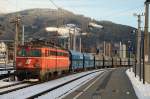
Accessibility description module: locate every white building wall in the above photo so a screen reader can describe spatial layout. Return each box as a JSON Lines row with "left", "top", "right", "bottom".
{"left": 122, "top": 44, "right": 126, "bottom": 58}
{"left": 119, "top": 42, "right": 122, "bottom": 58}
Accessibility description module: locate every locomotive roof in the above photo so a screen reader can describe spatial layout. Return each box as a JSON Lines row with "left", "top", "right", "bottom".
{"left": 18, "top": 45, "right": 67, "bottom": 50}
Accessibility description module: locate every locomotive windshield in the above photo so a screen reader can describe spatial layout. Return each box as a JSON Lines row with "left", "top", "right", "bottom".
{"left": 17, "top": 48, "right": 41, "bottom": 57}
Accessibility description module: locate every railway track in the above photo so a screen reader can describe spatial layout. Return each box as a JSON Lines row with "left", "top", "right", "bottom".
{"left": 0, "top": 81, "right": 26, "bottom": 89}
{"left": 0, "top": 69, "right": 106, "bottom": 99}
{"left": 0, "top": 72, "right": 76, "bottom": 95}
{"left": 0, "top": 81, "right": 39, "bottom": 95}
{"left": 27, "top": 70, "right": 105, "bottom": 99}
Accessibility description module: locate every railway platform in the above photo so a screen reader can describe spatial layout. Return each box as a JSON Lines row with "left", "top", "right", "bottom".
{"left": 63, "top": 67, "right": 138, "bottom": 99}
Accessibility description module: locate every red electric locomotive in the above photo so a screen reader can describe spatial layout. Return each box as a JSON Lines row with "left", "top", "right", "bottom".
{"left": 16, "top": 45, "right": 70, "bottom": 80}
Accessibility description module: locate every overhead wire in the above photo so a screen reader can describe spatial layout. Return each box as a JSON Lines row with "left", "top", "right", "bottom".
{"left": 48, "top": 0, "right": 145, "bottom": 28}
{"left": 49, "top": 0, "right": 59, "bottom": 9}
{"left": 48, "top": 0, "right": 76, "bottom": 28}
{"left": 102, "top": 4, "right": 144, "bottom": 18}
{"left": 49, "top": 0, "right": 60, "bottom": 27}
{"left": 48, "top": 0, "right": 89, "bottom": 31}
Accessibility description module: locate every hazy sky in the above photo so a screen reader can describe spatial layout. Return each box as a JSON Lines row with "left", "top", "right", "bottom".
{"left": 0, "top": 0, "right": 147, "bottom": 28}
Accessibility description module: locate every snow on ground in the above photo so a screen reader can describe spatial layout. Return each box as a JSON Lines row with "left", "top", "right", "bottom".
{"left": 0, "top": 83, "right": 30, "bottom": 93}
{"left": 37, "top": 71, "right": 104, "bottom": 99}
{"left": 0, "top": 69, "right": 104, "bottom": 99}
{"left": 0, "top": 80, "right": 20, "bottom": 88}
{"left": 126, "top": 69, "right": 150, "bottom": 99}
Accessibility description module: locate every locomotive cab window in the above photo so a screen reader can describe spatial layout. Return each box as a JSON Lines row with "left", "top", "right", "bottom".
{"left": 17, "top": 48, "right": 41, "bottom": 57}
{"left": 17, "top": 48, "right": 27, "bottom": 56}
{"left": 29, "top": 49, "right": 41, "bottom": 57}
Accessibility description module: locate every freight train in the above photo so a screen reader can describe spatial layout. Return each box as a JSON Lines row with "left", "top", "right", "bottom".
{"left": 16, "top": 45, "right": 135, "bottom": 81}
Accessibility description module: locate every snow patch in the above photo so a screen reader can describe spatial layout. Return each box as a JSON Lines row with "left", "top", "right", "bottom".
{"left": 37, "top": 71, "right": 103, "bottom": 99}
{"left": 0, "top": 80, "right": 20, "bottom": 88}
{"left": 126, "top": 69, "right": 150, "bottom": 99}
{"left": 0, "top": 70, "right": 104, "bottom": 99}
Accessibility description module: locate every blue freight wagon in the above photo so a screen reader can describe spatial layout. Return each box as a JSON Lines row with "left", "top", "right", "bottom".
{"left": 83, "top": 53, "right": 94, "bottom": 68}
{"left": 69, "top": 50, "right": 84, "bottom": 71}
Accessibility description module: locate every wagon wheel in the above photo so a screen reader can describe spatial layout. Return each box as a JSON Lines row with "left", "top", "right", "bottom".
{"left": 17, "top": 75, "right": 24, "bottom": 81}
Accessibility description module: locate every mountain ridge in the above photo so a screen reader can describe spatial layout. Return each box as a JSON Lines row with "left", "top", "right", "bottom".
{"left": 0, "top": 8, "right": 136, "bottom": 52}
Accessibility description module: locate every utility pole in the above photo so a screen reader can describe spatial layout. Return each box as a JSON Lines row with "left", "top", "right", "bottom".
{"left": 103, "top": 41, "right": 106, "bottom": 56}
{"left": 68, "top": 28, "right": 72, "bottom": 50}
{"left": 119, "top": 42, "right": 122, "bottom": 58}
{"left": 144, "top": 0, "right": 150, "bottom": 84}
{"left": 134, "top": 13, "right": 144, "bottom": 78}
{"left": 11, "top": 16, "right": 21, "bottom": 71}
{"left": 79, "top": 32, "right": 87, "bottom": 52}
{"left": 73, "top": 27, "right": 76, "bottom": 51}
{"left": 144, "top": 1, "right": 149, "bottom": 63}
{"left": 79, "top": 36, "right": 81, "bottom": 52}
{"left": 22, "top": 25, "right": 24, "bottom": 45}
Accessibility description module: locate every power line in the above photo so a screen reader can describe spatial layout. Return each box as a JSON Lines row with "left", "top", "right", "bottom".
{"left": 48, "top": 0, "right": 71, "bottom": 27}
{"left": 49, "top": 0, "right": 59, "bottom": 9}
{"left": 103, "top": 4, "right": 144, "bottom": 18}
